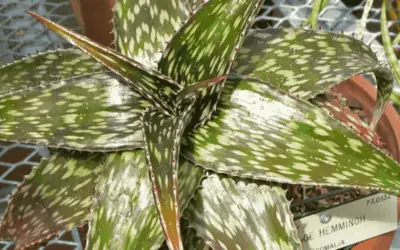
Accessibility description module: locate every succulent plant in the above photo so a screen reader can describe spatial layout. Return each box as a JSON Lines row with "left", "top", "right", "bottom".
{"left": 0, "top": 0, "right": 400, "bottom": 249}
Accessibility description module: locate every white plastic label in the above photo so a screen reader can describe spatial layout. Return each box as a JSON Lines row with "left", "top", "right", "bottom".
{"left": 295, "top": 193, "right": 398, "bottom": 250}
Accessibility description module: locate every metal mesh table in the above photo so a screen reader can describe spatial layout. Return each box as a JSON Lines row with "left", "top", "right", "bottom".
{"left": 0, "top": 1, "right": 84, "bottom": 249}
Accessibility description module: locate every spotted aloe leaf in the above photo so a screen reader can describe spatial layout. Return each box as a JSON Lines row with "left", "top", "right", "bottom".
{"left": 176, "top": 75, "right": 228, "bottom": 102}
{"left": 159, "top": 220, "right": 211, "bottom": 250}
{"left": 232, "top": 28, "right": 393, "bottom": 128}
{"left": 142, "top": 97, "right": 196, "bottom": 250}
{"left": 113, "top": 0, "right": 201, "bottom": 68}
{"left": 87, "top": 151, "right": 203, "bottom": 250}
{"left": 0, "top": 151, "right": 104, "bottom": 249}
{"left": 181, "top": 78, "right": 400, "bottom": 193}
{"left": 158, "top": 0, "right": 264, "bottom": 127}
{"left": 312, "top": 90, "right": 383, "bottom": 149}
{"left": 28, "top": 11, "right": 181, "bottom": 115}
{"left": 0, "top": 49, "right": 103, "bottom": 96}
{"left": 0, "top": 72, "right": 147, "bottom": 151}
{"left": 186, "top": 174, "right": 301, "bottom": 249}
{"left": 179, "top": 225, "right": 211, "bottom": 250}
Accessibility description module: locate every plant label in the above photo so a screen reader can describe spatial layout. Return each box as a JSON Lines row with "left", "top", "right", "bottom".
{"left": 295, "top": 193, "right": 398, "bottom": 250}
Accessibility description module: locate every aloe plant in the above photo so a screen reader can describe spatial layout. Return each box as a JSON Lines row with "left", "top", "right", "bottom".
{"left": 0, "top": 0, "right": 399, "bottom": 249}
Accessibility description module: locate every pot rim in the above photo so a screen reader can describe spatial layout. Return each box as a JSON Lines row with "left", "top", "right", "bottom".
{"left": 337, "top": 75, "right": 400, "bottom": 250}
{"left": 335, "top": 75, "right": 400, "bottom": 162}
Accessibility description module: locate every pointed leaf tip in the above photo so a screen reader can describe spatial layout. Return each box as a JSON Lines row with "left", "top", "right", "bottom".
{"left": 27, "top": 11, "right": 182, "bottom": 115}
{"left": 142, "top": 101, "right": 196, "bottom": 250}
{"left": 177, "top": 75, "right": 228, "bottom": 101}
{"left": 159, "top": 0, "right": 264, "bottom": 127}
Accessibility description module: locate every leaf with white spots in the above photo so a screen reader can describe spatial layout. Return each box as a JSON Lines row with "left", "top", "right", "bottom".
{"left": 181, "top": 78, "right": 400, "bottom": 193}
{"left": 0, "top": 151, "right": 104, "bottom": 249}
{"left": 232, "top": 28, "right": 393, "bottom": 128}
{"left": 159, "top": 220, "right": 211, "bottom": 250}
{"left": 180, "top": 225, "right": 211, "bottom": 250}
{"left": 28, "top": 11, "right": 182, "bottom": 115}
{"left": 87, "top": 151, "right": 203, "bottom": 250}
{"left": 176, "top": 75, "right": 227, "bottom": 102}
{"left": 186, "top": 174, "right": 301, "bottom": 250}
{"left": 0, "top": 49, "right": 103, "bottom": 96}
{"left": 113, "top": 0, "right": 202, "bottom": 68}
{"left": 158, "top": 0, "right": 264, "bottom": 127}
{"left": 0, "top": 72, "right": 147, "bottom": 151}
{"left": 142, "top": 98, "right": 196, "bottom": 250}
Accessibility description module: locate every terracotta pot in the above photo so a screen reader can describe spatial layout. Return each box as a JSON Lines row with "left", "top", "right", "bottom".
{"left": 334, "top": 75, "right": 400, "bottom": 162}
{"left": 333, "top": 76, "right": 400, "bottom": 250}
{"left": 69, "top": 0, "right": 115, "bottom": 47}
{"left": 351, "top": 197, "right": 400, "bottom": 250}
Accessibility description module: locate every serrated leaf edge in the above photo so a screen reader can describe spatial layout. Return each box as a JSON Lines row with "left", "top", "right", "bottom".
{"left": 161, "top": 0, "right": 265, "bottom": 129}
{"left": 0, "top": 48, "right": 84, "bottom": 71}
{"left": 182, "top": 76, "right": 399, "bottom": 194}
{"left": 234, "top": 27, "right": 393, "bottom": 129}
{"left": 184, "top": 175, "right": 301, "bottom": 249}
{"left": 0, "top": 155, "right": 93, "bottom": 250}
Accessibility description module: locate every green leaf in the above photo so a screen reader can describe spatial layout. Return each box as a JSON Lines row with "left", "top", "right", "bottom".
{"left": 0, "top": 49, "right": 103, "bottom": 96}
{"left": 176, "top": 75, "right": 227, "bottom": 102}
{"left": 0, "top": 151, "right": 104, "bottom": 249}
{"left": 158, "top": 0, "right": 264, "bottom": 127}
{"left": 180, "top": 225, "right": 211, "bottom": 250}
{"left": 28, "top": 11, "right": 182, "bottom": 115}
{"left": 381, "top": 0, "right": 400, "bottom": 109}
{"left": 232, "top": 28, "right": 393, "bottom": 128}
{"left": 113, "top": 0, "right": 201, "bottom": 68}
{"left": 390, "top": 88, "right": 400, "bottom": 108}
{"left": 182, "top": 78, "right": 400, "bottom": 193}
{"left": 186, "top": 174, "right": 301, "bottom": 249}
{"left": 87, "top": 151, "right": 203, "bottom": 250}
{"left": 393, "top": 32, "right": 400, "bottom": 46}
{"left": 312, "top": 90, "right": 384, "bottom": 149}
{"left": 356, "top": 0, "right": 374, "bottom": 39}
{"left": 159, "top": 0, "right": 263, "bottom": 85}
{"left": 0, "top": 72, "right": 147, "bottom": 151}
{"left": 303, "top": 0, "right": 329, "bottom": 29}
{"left": 142, "top": 98, "right": 196, "bottom": 250}
{"left": 159, "top": 220, "right": 211, "bottom": 250}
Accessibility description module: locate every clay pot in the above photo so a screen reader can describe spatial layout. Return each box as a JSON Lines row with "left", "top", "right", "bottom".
{"left": 333, "top": 75, "right": 400, "bottom": 161}
{"left": 351, "top": 197, "right": 400, "bottom": 250}
{"left": 334, "top": 76, "right": 400, "bottom": 250}
{"left": 69, "top": 0, "right": 115, "bottom": 47}
{"left": 334, "top": 75, "right": 400, "bottom": 162}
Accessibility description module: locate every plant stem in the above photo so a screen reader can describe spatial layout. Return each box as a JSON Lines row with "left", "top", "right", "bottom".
{"left": 382, "top": 0, "right": 400, "bottom": 83}
{"left": 393, "top": 32, "right": 400, "bottom": 45}
{"left": 303, "top": 0, "right": 325, "bottom": 30}
{"left": 356, "top": 0, "right": 374, "bottom": 39}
